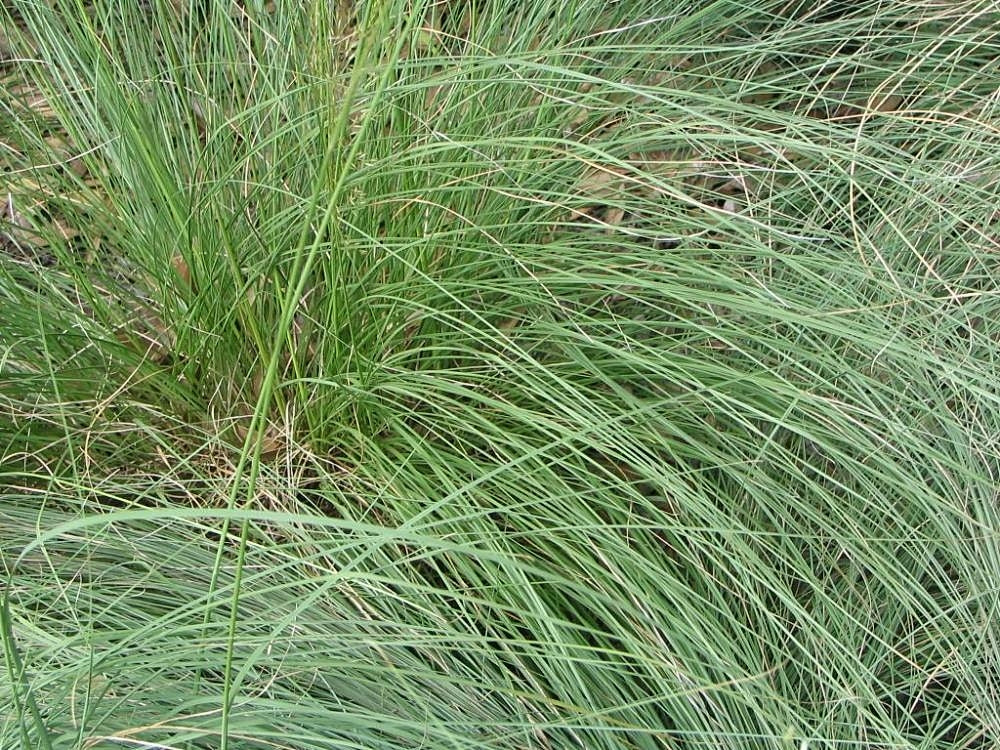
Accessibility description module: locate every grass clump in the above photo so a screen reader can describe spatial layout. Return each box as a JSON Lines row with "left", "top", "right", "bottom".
{"left": 2, "top": 0, "right": 999, "bottom": 748}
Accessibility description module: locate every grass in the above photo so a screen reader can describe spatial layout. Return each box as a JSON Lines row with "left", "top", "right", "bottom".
{"left": 2, "top": 0, "right": 999, "bottom": 747}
